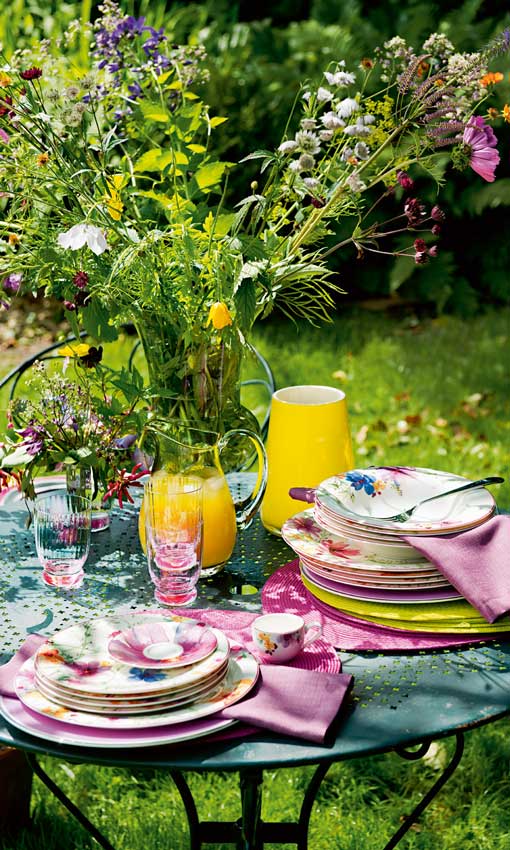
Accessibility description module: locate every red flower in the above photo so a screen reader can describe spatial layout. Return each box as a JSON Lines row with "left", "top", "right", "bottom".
{"left": 20, "top": 67, "right": 42, "bottom": 81}
{"left": 73, "top": 270, "right": 89, "bottom": 289}
{"left": 103, "top": 463, "right": 149, "bottom": 508}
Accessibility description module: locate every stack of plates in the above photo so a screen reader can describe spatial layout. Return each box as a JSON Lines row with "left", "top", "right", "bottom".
{"left": 8, "top": 612, "right": 259, "bottom": 746}
{"left": 283, "top": 466, "right": 497, "bottom": 617}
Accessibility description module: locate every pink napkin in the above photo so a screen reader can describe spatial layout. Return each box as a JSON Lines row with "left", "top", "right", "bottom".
{"left": 0, "top": 634, "right": 46, "bottom": 698}
{"left": 219, "top": 664, "right": 352, "bottom": 743}
{"left": 404, "top": 515, "right": 510, "bottom": 623}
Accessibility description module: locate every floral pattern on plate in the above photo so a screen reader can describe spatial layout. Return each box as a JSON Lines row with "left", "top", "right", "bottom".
{"left": 316, "top": 466, "right": 496, "bottom": 533}
{"left": 107, "top": 620, "right": 218, "bottom": 669}
{"left": 282, "top": 510, "right": 432, "bottom": 570}
{"left": 16, "top": 648, "right": 258, "bottom": 729}
{"left": 34, "top": 613, "right": 230, "bottom": 696}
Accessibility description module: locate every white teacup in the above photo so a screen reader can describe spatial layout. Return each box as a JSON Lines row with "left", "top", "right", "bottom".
{"left": 251, "top": 613, "right": 322, "bottom": 663}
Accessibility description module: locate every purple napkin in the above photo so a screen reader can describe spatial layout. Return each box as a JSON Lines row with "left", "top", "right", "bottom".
{"left": 404, "top": 515, "right": 510, "bottom": 623}
{"left": 220, "top": 664, "right": 353, "bottom": 744}
{"left": 0, "top": 634, "right": 46, "bottom": 698}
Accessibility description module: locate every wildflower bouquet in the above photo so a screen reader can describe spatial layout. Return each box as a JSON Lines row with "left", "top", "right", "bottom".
{"left": 0, "top": 4, "right": 508, "bottom": 436}
{"left": 0, "top": 348, "right": 148, "bottom": 502}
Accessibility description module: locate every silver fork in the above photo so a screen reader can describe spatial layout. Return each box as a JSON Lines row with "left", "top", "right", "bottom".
{"left": 375, "top": 476, "right": 504, "bottom": 523}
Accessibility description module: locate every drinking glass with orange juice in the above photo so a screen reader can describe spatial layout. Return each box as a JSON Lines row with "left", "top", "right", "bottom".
{"left": 139, "top": 421, "right": 267, "bottom": 576}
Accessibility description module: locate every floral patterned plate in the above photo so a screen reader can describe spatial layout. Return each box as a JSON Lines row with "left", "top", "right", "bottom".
{"left": 16, "top": 647, "right": 258, "bottom": 730}
{"left": 0, "top": 695, "right": 235, "bottom": 749}
{"left": 299, "top": 557, "right": 450, "bottom": 590}
{"left": 315, "top": 467, "right": 495, "bottom": 534}
{"left": 300, "top": 563, "right": 462, "bottom": 604}
{"left": 282, "top": 510, "right": 433, "bottom": 570}
{"left": 107, "top": 620, "right": 218, "bottom": 669}
{"left": 34, "top": 613, "right": 230, "bottom": 697}
{"left": 34, "top": 661, "right": 229, "bottom": 714}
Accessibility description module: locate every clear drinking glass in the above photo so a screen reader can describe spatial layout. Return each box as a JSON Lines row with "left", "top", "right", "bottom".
{"left": 34, "top": 493, "right": 92, "bottom": 588}
{"left": 144, "top": 475, "right": 203, "bottom": 607}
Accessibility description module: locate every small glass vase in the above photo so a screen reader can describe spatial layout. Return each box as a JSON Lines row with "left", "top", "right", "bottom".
{"left": 65, "top": 467, "right": 111, "bottom": 533}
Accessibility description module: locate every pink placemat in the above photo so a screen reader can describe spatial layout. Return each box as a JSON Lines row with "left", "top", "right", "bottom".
{"left": 262, "top": 560, "right": 506, "bottom": 652}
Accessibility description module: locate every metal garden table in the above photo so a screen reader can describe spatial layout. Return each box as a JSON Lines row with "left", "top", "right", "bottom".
{"left": 1, "top": 480, "right": 510, "bottom": 850}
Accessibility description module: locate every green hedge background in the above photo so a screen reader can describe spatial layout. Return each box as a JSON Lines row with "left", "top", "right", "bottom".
{"left": 2, "top": 0, "right": 509, "bottom": 315}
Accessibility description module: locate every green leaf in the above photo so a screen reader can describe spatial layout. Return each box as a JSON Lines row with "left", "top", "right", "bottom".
{"left": 81, "top": 301, "right": 119, "bottom": 343}
{"left": 209, "top": 116, "right": 228, "bottom": 127}
{"left": 203, "top": 212, "right": 235, "bottom": 238}
{"left": 139, "top": 101, "right": 170, "bottom": 123}
{"left": 135, "top": 148, "right": 189, "bottom": 173}
{"left": 234, "top": 279, "right": 257, "bottom": 332}
{"left": 389, "top": 255, "right": 415, "bottom": 294}
{"left": 195, "top": 161, "right": 227, "bottom": 190}
{"left": 187, "top": 144, "right": 206, "bottom": 154}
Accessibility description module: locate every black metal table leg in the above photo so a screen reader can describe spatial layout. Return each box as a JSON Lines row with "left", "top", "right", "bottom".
{"left": 26, "top": 753, "right": 117, "bottom": 850}
{"left": 170, "top": 770, "right": 201, "bottom": 850}
{"left": 383, "top": 732, "right": 465, "bottom": 850}
{"left": 239, "top": 767, "right": 264, "bottom": 850}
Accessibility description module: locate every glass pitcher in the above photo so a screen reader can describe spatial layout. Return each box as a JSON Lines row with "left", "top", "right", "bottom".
{"left": 139, "top": 419, "right": 268, "bottom": 576}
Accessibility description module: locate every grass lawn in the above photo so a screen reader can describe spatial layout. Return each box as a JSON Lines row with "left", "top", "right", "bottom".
{"left": 1, "top": 305, "right": 510, "bottom": 850}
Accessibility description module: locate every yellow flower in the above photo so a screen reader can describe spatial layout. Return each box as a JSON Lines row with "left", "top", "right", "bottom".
{"left": 37, "top": 152, "right": 49, "bottom": 166}
{"left": 480, "top": 71, "right": 504, "bottom": 86}
{"left": 503, "top": 104, "right": 510, "bottom": 123}
{"left": 207, "top": 301, "right": 233, "bottom": 330}
{"left": 58, "top": 343, "right": 91, "bottom": 358}
{"left": 0, "top": 72, "right": 12, "bottom": 87}
{"left": 104, "top": 174, "right": 124, "bottom": 221}
{"left": 8, "top": 233, "right": 19, "bottom": 245}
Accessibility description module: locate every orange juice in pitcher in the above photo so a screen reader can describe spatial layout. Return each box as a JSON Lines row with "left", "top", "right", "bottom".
{"left": 139, "top": 421, "right": 267, "bottom": 576}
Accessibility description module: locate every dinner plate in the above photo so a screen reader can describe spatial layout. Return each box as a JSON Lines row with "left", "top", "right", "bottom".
{"left": 0, "top": 695, "right": 235, "bottom": 749}
{"left": 17, "top": 647, "right": 258, "bottom": 730}
{"left": 299, "top": 558, "right": 450, "bottom": 590}
{"left": 107, "top": 620, "right": 218, "bottom": 669}
{"left": 283, "top": 510, "right": 431, "bottom": 568}
{"left": 315, "top": 467, "right": 496, "bottom": 533}
{"left": 300, "top": 563, "right": 463, "bottom": 604}
{"left": 34, "top": 662, "right": 229, "bottom": 715}
{"left": 35, "top": 613, "right": 230, "bottom": 697}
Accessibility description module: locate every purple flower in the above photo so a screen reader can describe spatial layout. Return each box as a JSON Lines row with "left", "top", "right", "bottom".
{"left": 17, "top": 424, "right": 45, "bottom": 455}
{"left": 114, "top": 434, "right": 137, "bottom": 450}
{"left": 2, "top": 272, "right": 22, "bottom": 293}
{"left": 404, "top": 198, "right": 427, "bottom": 226}
{"left": 397, "top": 170, "right": 414, "bottom": 191}
{"left": 462, "top": 116, "right": 500, "bottom": 183}
{"left": 128, "top": 81, "right": 143, "bottom": 99}
{"left": 431, "top": 206, "right": 445, "bottom": 222}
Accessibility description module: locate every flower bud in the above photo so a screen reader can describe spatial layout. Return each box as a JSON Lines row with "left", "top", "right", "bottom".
{"left": 431, "top": 205, "right": 445, "bottom": 222}
{"left": 428, "top": 245, "right": 438, "bottom": 257}
{"left": 431, "top": 224, "right": 441, "bottom": 236}
{"left": 207, "top": 301, "right": 233, "bottom": 330}
{"left": 413, "top": 238, "right": 427, "bottom": 252}
{"left": 397, "top": 170, "right": 414, "bottom": 190}
{"left": 414, "top": 251, "right": 428, "bottom": 265}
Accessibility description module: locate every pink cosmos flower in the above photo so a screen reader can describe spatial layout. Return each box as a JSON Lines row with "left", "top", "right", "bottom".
{"left": 462, "top": 117, "right": 500, "bottom": 183}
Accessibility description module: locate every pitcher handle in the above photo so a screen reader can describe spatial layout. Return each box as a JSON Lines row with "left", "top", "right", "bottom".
{"left": 218, "top": 429, "right": 268, "bottom": 530}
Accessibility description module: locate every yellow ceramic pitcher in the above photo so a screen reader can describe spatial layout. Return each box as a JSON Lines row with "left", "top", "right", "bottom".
{"left": 260, "top": 385, "right": 354, "bottom": 534}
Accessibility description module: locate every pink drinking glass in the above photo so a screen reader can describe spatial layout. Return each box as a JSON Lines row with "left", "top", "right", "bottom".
{"left": 144, "top": 476, "right": 203, "bottom": 607}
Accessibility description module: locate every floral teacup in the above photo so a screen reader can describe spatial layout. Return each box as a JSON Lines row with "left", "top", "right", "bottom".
{"left": 251, "top": 613, "right": 322, "bottom": 663}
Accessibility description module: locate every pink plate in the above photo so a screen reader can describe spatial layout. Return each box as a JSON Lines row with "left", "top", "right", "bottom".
{"left": 108, "top": 620, "right": 218, "bottom": 669}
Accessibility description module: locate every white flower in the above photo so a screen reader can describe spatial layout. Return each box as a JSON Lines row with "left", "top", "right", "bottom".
{"left": 341, "top": 147, "right": 354, "bottom": 161}
{"left": 363, "top": 114, "right": 376, "bottom": 125}
{"left": 354, "top": 142, "right": 370, "bottom": 160}
{"left": 316, "top": 87, "right": 333, "bottom": 102}
{"left": 319, "top": 129, "right": 334, "bottom": 141}
{"left": 346, "top": 172, "right": 367, "bottom": 193}
{"left": 303, "top": 177, "right": 320, "bottom": 189}
{"left": 302, "top": 91, "right": 311, "bottom": 102}
{"left": 300, "top": 118, "right": 316, "bottom": 130}
{"left": 289, "top": 159, "right": 302, "bottom": 173}
{"left": 324, "top": 71, "right": 356, "bottom": 86}
{"left": 278, "top": 139, "right": 299, "bottom": 154}
{"left": 57, "top": 224, "right": 109, "bottom": 255}
{"left": 294, "top": 130, "right": 321, "bottom": 155}
{"left": 321, "top": 112, "right": 345, "bottom": 131}
{"left": 297, "top": 153, "right": 315, "bottom": 171}
{"left": 336, "top": 98, "right": 360, "bottom": 119}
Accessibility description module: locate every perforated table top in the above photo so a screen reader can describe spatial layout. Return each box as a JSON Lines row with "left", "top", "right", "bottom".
{"left": 1, "top": 482, "right": 510, "bottom": 771}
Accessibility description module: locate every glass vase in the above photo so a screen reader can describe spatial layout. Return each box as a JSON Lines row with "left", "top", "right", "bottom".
{"left": 135, "top": 314, "right": 261, "bottom": 472}
{"left": 65, "top": 467, "right": 111, "bottom": 533}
